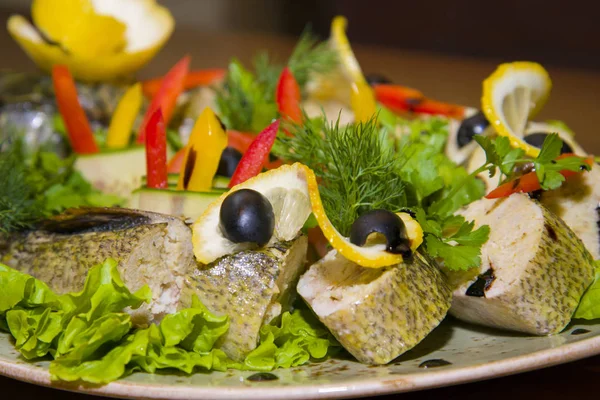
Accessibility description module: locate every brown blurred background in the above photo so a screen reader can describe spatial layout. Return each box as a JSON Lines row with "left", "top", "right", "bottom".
{"left": 1, "top": 0, "right": 599, "bottom": 71}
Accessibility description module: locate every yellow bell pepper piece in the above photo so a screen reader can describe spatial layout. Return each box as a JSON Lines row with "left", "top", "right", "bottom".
{"left": 106, "top": 83, "right": 143, "bottom": 149}
{"left": 331, "top": 16, "right": 377, "bottom": 121}
{"left": 177, "top": 108, "right": 227, "bottom": 192}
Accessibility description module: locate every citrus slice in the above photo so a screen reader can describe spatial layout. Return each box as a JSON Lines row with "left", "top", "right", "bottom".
{"left": 303, "top": 165, "right": 423, "bottom": 268}
{"left": 481, "top": 62, "right": 552, "bottom": 158}
{"left": 192, "top": 163, "right": 312, "bottom": 264}
{"left": 7, "top": 0, "right": 174, "bottom": 82}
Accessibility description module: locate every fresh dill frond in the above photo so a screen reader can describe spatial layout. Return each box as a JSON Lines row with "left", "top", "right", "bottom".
{"left": 288, "top": 31, "right": 338, "bottom": 90}
{"left": 273, "top": 115, "right": 412, "bottom": 236}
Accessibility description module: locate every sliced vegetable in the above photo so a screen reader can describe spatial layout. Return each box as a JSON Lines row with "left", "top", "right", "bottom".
{"left": 142, "top": 68, "right": 226, "bottom": 98}
{"left": 350, "top": 80, "right": 377, "bottom": 122}
{"left": 276, "top": 67, "right": 302, "bottom": 123}
{"left": 51, "top": 65, "right": 98, "bottom": 154}
{"left": 137, "top": 55, "right": 190, "bottom": 143}
{"left": 373, "top": 84, "right": 424, "bottom": 113}
{"left": 176, "top": 108, "right": 228, "bottom": 192}
{"left": 106, "top": 83, "right": 143, "bottom": 149}
{"left": 145, "top": 109, "right": 168, "bottom": 189}
{"left": 411, "top": 98, "right": 465, "bottom": 119}
{"left": 167, "top": 147, "right": 186, "bottom": 174}
{"left": 229, "top": 120, "right": 280, "bottom": 187}
{"left": 486, "top": 154, "right": 594, "bottom": 199}
{"left": 227, "top": 130, "right": 256, "bottom": 154}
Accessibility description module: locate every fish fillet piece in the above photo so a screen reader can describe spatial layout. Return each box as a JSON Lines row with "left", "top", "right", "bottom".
{"left": 449, "top": 194, "right": 595, "bottom": 335}
{"left": 297, "top": 250, "right": 451, "bottom": 365}
{"left": 0, "top": 208, "right": 195, "bottom": 326}
{"left": 538, "top": 167, "right": 600, "bottom": 259}
{"left": 183, "top": 236, "right": 308, "bottom": 361}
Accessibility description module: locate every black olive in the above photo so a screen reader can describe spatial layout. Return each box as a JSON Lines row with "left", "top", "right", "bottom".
{"left": 365, "top": 73, "right": 392, "bottom": 86}
{"left": 217, "top": 147, "right": 243, "bottom": 177}
{"left": 349, "top": 209, "right": 411, "bottom": 257}
{"left": 524, "top": 132, "right": 573, "bottom": 154}
{"left": 219, "top": 189, "right": 274, "bottom": 246}
{"left": 456, "top": 111, "right": 489, "bottom": 148}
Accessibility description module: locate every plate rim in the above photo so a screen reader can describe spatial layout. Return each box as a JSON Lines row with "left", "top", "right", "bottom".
{"left": 1, "top": 332, "right": 600, "bottom": 399}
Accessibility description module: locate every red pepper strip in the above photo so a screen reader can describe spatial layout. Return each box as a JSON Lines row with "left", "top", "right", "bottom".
{"left": 142, "top": 68, "right": 226, "bottom": 98}
{"left": 486, "top": 154, "right": 594, "bottom": 199}
{"left": 229, "top": 120, "right": 280, "bottom": 187}
{"left": 137, "top": 55, "right": 190, "bottom": 143}
{"left": 373, "top": 83, "right": 425, "bottom": 114}
{"left": 145, "top": 109, "right": 168, "bottom": 189}
{"left": 276, "top": 67, "right": 302, "bottom": 124}
{"left": 410, "top": 98, "right": 466, "bottom": 119}
{"left": 51, "top": 65, "right": 99, "bottom": 154}
{"left": 167, "top": 147, "right": 186, "bottom": 174}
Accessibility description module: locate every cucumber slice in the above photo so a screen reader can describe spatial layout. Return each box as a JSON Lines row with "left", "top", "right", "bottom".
{"left": 75, "top": 146, "right": 174, "bottom": 199}
{"left": 140, "top": 174, "right": 231, "bottom": 189}
{"left": 129, "top": 187, "right": 225, "bottom": 220}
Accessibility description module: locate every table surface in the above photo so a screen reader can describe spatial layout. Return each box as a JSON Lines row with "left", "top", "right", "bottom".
{"left": 2, "top": 12, "right": 600, "bottom": 400}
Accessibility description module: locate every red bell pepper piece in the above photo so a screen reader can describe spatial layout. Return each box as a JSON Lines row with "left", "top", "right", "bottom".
{"left": 485, "top": 154, "right": 594, "bottom": 199}
{"left": 410, "top": 98, "right": 466, "bottom": 119}
{"left": 142, "top": 68, "right": 225, "bottom": 98}
{"left": 137, "top": 55, "right": 190, "bottom": 143}
{"left": 373, "top": 83, "right": 424, "bottom": 114}
{"left": 167, "top": 147, "right": 186, "bottom": 174}
{"left": 51, "top": 65, "right": 98, "bottom": 154}
{"left": 276, "top": 67, "right": 302, "bottom": 124}
{"left": 229, "top": 120, "right": 280, "bottom": 187}
{"left": 145, "top": 109, "right": 168, "bottom": 189}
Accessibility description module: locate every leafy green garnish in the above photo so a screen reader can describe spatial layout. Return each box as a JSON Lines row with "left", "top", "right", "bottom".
{"left": 574, "top": 260, "right": 600, "bottom": 320}
{"left": 0, "top": 146, "right": 124, "bottom": 235}
{"left": 216, "top": 31, "right": 337, "bottom": 132}
{"left": 474, "top": 133, "right": 591, "bottom": 190}
{"left": 274, "top": 115, "right": 412, "bottom": 236}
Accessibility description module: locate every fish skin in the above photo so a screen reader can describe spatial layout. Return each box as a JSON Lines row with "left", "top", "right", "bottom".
{"left": 0, "top": 208, "right": 195, "bottom": 327}
{"left": 183, "top": 236, "right": 308, "bottom": 361}
{"left": 449, "top": 194, "right": 595, "bottom": 335}
{"left": 298, "top": 251, "right": 452, "bottom": 365}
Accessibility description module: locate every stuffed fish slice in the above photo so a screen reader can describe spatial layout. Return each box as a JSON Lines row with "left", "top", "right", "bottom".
{"left": 448, "top": 193, "right": 595, "bottom": 335}
{"left": 297, "top": 250, "right": 451, "bottom": 365}
{"left": 0, "top": 207, "right": 195, "bottom": 326}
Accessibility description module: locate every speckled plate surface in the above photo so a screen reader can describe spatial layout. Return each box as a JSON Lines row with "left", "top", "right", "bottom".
{"left": 2, "top": 319, "right": 600, "bottom": 399}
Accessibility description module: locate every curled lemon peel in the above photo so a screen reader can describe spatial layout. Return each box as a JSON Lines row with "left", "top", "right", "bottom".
{"left": 302, "top": 165, "right": 422, "bottom": 268}
{"left": 7, "top": 0, "right": 174, "bottom": 82}
{"left": 481, "top": 62, "right": 552, "bottom": 158}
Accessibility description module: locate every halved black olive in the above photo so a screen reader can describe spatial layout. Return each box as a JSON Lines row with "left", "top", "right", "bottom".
{"left": 219, "top": 189, "right": 274, "bottom": 246}
{"left": 217, "top": 147, "right": 243, "bottom": 177}
{"left": 524, "top": 132, "right": 573, "bottom": 154}
{"left": 349, "top": 209, "right": 411, "bottom": 257}
{"left": 457, "top": 111, "right": 489, "bottom": 148}
{"left": 365, "top": 73, "right": 392, "bottom": 86}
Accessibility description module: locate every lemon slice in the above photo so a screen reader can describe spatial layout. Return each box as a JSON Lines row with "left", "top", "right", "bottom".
{"left": 192, "top": 163, "right": 312, "bottom": 264}
{"left": 481, "top": 62, "right": 552, "bottom": 158}
{"left": 303, "top": 166, "right": 423, "bottom": 268}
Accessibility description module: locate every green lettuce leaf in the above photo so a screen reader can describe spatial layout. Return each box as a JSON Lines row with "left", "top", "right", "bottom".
{"left": 574, "top": 261, "right": 600, "bottom": 320}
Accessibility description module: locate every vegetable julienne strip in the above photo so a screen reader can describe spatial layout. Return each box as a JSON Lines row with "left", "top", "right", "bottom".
{"left": 51, "top": 65, "right": 99, "bottom": 154}
{"left": 145, "top": 109, "right": 168, "bottom": 189}
{"left": 0, "top": 259, "right": 338, "bottom": 383}
{"left": 142, "top": 68, "right": 226, "bottom": 98}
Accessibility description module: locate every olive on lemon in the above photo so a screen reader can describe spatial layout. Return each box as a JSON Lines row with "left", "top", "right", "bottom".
{"left": 457, "top": 111, "right": 489, "bottom": 148}
{"left": 524, "top": 132, "right": 573, "bottom": 154}
{"left": 350, "top": 209, "right": 412, "bottom": 257}
{"left": 219, "top": 189, "right": 275, "bottom": 246}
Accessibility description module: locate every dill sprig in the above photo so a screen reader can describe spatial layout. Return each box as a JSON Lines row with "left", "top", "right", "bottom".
{"left": 288, "top": 31, "right": 338, "bottom": 90}
{"left": 273, "top": 115, "right": 411, "bottom": 236}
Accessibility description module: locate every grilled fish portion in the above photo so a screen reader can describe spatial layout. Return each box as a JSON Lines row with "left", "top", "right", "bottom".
{"left": 449, "top": 194, "right": 595, "bottom": 335}
{"left": 183, "top": 236, "right": 308, "bottom": 361}
{"left": 298, "top": 250, "right": 452, "bottom": 365}
{"left": 0, "top": 208, "right": 195, "bottom": 327}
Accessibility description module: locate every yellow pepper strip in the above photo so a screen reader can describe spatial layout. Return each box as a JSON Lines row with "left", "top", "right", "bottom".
{"left": 106, "top": 83, "right": 143, "bottom": 149}
{"left": 177, "top": 107, "right": 227, "bottom": 192}
{"left": 351, "top": 81, "right": 377, "bottom": 123}
{"left": 331, "top": 16, "right": 376, "bottom": 122}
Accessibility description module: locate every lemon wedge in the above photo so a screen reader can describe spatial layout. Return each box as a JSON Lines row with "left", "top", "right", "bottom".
{"left": 7, "top": 0, "right": 174, "bottom": 82}
{"left": 192, "top": 163, "right": 312, "bottom": 264}
{"left": 481, "top": 62, "right": 552, "bottom": 157}
{"left": 303, "top": 165, "right": 423, "bottom": 268}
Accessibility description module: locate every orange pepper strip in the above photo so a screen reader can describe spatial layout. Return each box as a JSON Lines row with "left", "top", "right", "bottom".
{"left": 142, "top": 68, "right": 225, "bottom": 98}
{"left": 51, "top": 65, "right": 98, "bottom": 154}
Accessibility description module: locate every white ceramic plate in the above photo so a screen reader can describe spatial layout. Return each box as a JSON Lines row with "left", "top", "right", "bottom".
{"left": 1, "top": 318, "right": 599, "bottom": 399}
